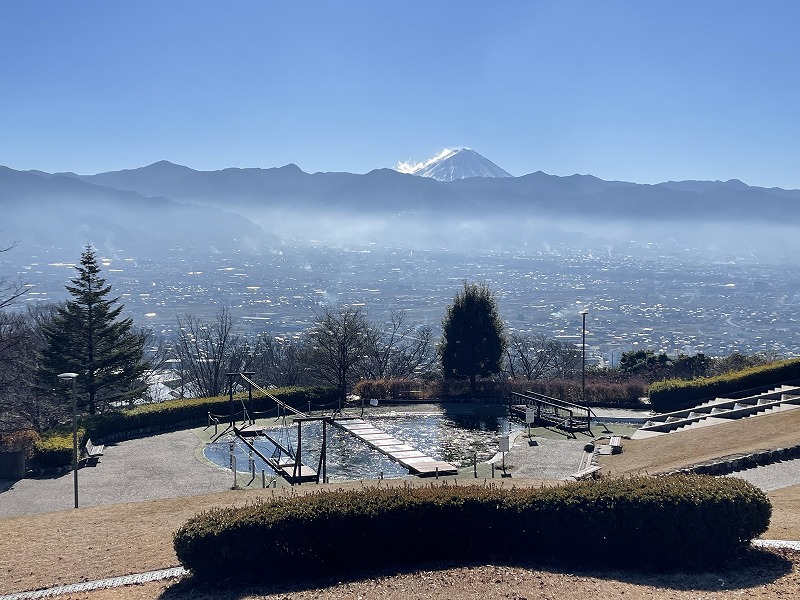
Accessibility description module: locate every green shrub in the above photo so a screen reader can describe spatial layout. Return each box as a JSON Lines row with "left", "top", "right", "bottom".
{"left": 83, "top": 386, "right": 338, "bottom": 441}
{"left": 649, "top": 358, "right": 800, "bottom": 412}
{"left": 32, "top": 426, "right": 85, "bottom": 469}
{"left": 174, "top": 475, "right": 770, "bottom": 580}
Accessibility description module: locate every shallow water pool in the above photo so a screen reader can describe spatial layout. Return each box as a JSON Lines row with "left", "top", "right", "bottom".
{"left": 204, "top": 403, "right": 523, "bottom": 481}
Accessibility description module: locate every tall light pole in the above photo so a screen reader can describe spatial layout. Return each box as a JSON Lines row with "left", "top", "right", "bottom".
{"left": 58, "top": 372, "right": 79, "bottom": 509}
{"left": 580, "top": 309, "right": 588, "bottom": 401}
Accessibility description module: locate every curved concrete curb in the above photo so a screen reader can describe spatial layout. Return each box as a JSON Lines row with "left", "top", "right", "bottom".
{"left": 753, "top": 539, "right": 800, "bottom": 551}
{"left": 0, "top": 567, "right": 187, "bottom": 600}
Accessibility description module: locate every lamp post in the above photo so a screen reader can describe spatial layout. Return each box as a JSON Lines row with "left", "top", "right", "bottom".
{"left": 580, "top": 309, "right": 588, "bottom": 401}
{"left": 58, "top": 372, "right": 79, "bottom": 509}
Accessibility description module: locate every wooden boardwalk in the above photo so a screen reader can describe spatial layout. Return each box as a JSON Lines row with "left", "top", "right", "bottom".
{"left": 331, "top": 418, "right": 458, "bottom": 477}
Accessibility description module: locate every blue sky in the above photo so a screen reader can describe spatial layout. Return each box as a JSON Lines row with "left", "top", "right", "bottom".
{"left": 3, "top": 2, "right": 800, "bottom": 188}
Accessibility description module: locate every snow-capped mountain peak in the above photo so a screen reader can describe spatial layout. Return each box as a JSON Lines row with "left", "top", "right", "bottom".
{"left": 395, "top": 148, "right": 513, "bottom": 182}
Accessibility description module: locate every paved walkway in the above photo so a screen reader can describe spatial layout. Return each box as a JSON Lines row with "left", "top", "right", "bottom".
{"left": 497, "top": 432, "right": 590, "bottom": 480}
{"left": 0, "top": 429, "right": 233, "bottom": 517}
{"left": 0, "top": 567, "right": 187, "bottom": 600}
{"left": 724, "top": 457, "right": 800, "bottom": 491}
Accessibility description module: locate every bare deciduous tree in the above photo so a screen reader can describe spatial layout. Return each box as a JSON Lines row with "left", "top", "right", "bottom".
{"left": 249, "top": 333, "right": 314, "bottom": 388}
{"left": 506, "top": 333, "right": 581, "bottom": 381}
{"left": 363, "top": 310, "right": 434, "bottom": 380}
{"left": 0, "top": 305, "right": 66, "bottom": 433}
{"left": 174, "top": 307, "right": 247, "bottom": 398}
{"left": 0, "top": 241, "right": 26, "bottom": 312}
{"left": 308, "top": 305, "right": 370, "bottom": 406}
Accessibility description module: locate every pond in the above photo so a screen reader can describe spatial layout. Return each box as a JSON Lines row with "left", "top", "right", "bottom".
{"left": 203, "top": 403, "right": 523, "bottom": 481}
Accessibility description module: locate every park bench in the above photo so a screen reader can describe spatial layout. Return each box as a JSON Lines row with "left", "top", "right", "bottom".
{"left": 84, "top": 438, "right": 105, "bottom": 458}
{"left": 609, "top": 436, "right": 623, "bottom": 454}
{"left": 570, "top": 465, "right": 601, "bottom": 480}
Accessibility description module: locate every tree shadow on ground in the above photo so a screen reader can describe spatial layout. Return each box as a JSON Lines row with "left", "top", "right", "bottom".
{"left": 157, "top": 547, "right": 795, "bottom": 600}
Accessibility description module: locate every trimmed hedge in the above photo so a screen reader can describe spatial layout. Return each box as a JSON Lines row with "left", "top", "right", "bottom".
{"left": 83, "top": 386, "right": 337, "bottom": 441}
{"left": 353, "top": 378, "right": 647, "bottom": 407}
{"left": 174, "top": 475, "right": 770, "bottom": 578}
{"left": 32, "top": 426, "right": 86, "bottom": 469}
{"left": 649, "top": 358, "right": 800, "bottom": 412}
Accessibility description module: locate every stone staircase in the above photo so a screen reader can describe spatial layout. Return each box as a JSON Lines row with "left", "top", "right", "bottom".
{"left": 632, "top": 386, "right": 800, "bottom": 439}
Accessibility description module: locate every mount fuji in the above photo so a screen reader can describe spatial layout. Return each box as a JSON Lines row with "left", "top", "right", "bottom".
{"left": 396, "top": 148, "right": 512, "bottom": 182}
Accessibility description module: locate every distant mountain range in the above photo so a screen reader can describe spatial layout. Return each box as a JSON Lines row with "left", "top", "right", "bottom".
{"left": 79, "top": 154, "right": 800, "bottom": 223}
{"left": 0, "top": 166, "right": 278, "bottom": 255}
{"left": 2, "top": 150, "right": 800, "bottom": 256}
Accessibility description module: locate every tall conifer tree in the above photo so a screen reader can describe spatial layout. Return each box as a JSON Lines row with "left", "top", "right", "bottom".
{"left": 439, "top": 281, "right": 507, "bottom": 393}
{"left": 41, "top": 246, "right": 146, "bottom": 414}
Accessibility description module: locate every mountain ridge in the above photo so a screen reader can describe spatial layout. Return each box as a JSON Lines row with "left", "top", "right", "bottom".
{"left": 4, "top": 155, "right": 800, "bottom": 255}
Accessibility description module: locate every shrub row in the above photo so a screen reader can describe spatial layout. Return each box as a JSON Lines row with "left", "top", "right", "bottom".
{"left": 174, "top": 475, "right": 770, "bottom": 579}
{"left": 353, "top": 378, "right": 647, "bottom": 407}
{"left": 0, "top": 429, "right": 40, "bottom": 459}
{"left": 353, "top": 379, "right": 420, "bottom": 399}
{"left": 520, "top": 378, "right": 646, "bottom": 407}
{"left": 648, "top": 358, "right": 800, "bottom": 412}
{"left": 83, "top": 386, "right": 337, "bottom": 442}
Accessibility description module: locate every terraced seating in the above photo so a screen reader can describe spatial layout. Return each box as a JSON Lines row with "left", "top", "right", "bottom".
{"left": 633, "top": 385, "right": 800, "bottom": 439}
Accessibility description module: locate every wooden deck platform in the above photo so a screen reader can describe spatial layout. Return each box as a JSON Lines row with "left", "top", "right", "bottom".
{"left": 236, "top": 423, "right": 265, "bottom": 437}
{"left": 332, "top": 418, "right": 458, "bottom": 477}
{"left": 269, "top": 458, "right": 318, "bottom": 483}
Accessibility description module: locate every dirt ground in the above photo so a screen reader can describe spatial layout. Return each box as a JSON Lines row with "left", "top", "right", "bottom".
{"left": 45, "top": 552, "right": 800, "bottom": 600}
{"left": 2, "top": 408, "right": 799, "bottom": 599}
{"left": 11, "top": 549, "right": 800, "bottom": 600}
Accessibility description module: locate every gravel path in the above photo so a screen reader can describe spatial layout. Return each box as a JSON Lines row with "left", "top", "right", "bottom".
{"left": 725, "top": 457, "right": 800, "bottom": 491}
{"left": 0, "top": 429, "right": 233, "bottom": 517}
{"left": 499, "top": 432, "right": 589, "bottom": 480}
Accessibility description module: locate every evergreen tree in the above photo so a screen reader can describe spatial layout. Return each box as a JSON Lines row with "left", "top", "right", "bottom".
{"left": 439, "top": 281, "right": 507, "bottom": 392}
{"left": 41, "top": 246, "right": 146, "bottom": 414}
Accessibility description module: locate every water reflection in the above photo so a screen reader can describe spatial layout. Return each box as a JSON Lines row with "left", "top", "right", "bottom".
{"left": 203, "top": 403, "right": 522, "bottom": 482}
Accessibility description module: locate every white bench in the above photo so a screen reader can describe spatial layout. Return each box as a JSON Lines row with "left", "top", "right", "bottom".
{"left": 85, "top": 438, "right": 105, "bottom": 458}
{"left": 609, "top": 436, "right": 623, "bottom": 454}
{"left": 570, "top": 465, "right": 601, "bottom": 480}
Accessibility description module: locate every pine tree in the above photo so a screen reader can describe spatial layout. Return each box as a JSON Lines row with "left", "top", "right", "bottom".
{"left": 439, "top": 281, "right": 507, "bottom": 392}
{"left": 41, "top": 246, "right": 146, "bottom": 414}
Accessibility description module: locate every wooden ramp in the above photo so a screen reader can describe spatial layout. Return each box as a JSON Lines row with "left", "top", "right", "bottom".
{"left": 233, "top": 425, "right": 318, "bottom": 484}
{"left": 332, "top": 419, "right": 458, "bottom": 477}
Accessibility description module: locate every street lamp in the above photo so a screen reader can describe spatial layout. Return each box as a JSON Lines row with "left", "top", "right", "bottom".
{"left": 580, "top": 309, "right": 588, "bottom": 401}
{"left": 58, "top": 372, "right": 79, "bottom": 509}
